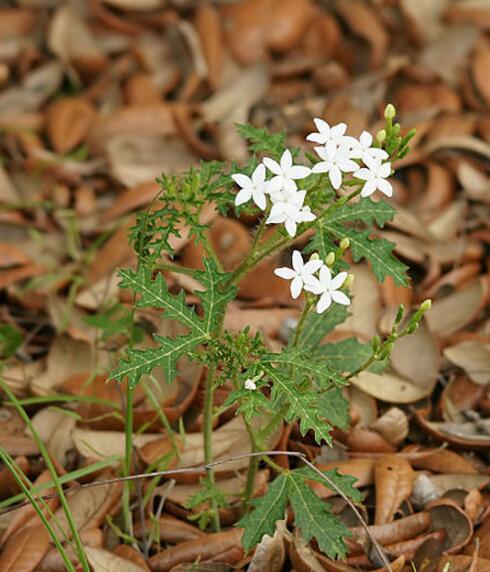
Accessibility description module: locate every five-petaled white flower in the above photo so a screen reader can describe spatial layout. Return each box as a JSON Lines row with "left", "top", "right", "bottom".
{"left": 312, "top": 141, "right": 359, "bottom": 190}
{"left": 274, "top": 250, "right": 323, "bottom": 299}
{"left": 354, "top": 154, "right": 393, "bottom": 198}
{"left": 350, "top": 131, "right": 389, "bottom": 164}
{"left": 244, "top": 378, "right": 257, "bottom": 391}
{"left": 263, "top": 149, "right": 311, "bottom": 194}
{"left": 306, "top": 119, "right": 349, "bottom": 146}
{"left": 307, "top": 266, "right": 351, "bottom": 314}
{"left": 232, "top": 163, "right": 269, "bottom": 210}
{"left": 267, "top": 189, "right": 316, "bottom": 237}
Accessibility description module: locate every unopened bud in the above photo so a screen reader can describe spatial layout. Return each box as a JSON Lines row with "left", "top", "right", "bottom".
{"left": 376, "top": 129, "right": 387, "bottom": 144}
{"left": 340, "top": 238, "right": 350, "bottom": 250}
{"left": 310, "top": 253, "right": 320, "bottom": 261}
{"left": 325, "top": 252, "right": 335, "bottom": 266}
{"left": 406, "top": 323, "right": 419, "bottom": 335}
{"left": 395, "top": 304, "right": 405, "bottom": 325}
{"left": 384, "top": 103, "right": 396, "bottom": 120}
{"left": 344, "top": 274, "right": 354, "bottom": 288}
{"left": 420, "top": 299, "right": 432, "bottom": 312}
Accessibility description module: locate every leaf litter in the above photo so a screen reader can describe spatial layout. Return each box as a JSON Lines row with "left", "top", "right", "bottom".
{"left": 0, "top": 1, "right": 490, "bottom": 571}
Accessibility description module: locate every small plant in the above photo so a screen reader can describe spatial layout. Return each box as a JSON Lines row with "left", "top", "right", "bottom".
{"left": 112, "top": 104, "right": 429, "bottom": 558}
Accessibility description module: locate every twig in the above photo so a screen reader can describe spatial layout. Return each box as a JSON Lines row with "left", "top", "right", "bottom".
{"left": 0, "top": 450, "right": 393, "bottom": 571}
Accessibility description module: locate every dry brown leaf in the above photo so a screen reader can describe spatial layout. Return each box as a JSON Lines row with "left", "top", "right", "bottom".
{"left": 133, "top": 515, "right": 204, "bottom": 545}
{"left": 428, "top": 499, "right": 474, "bottom": 553}
{"left": 148, "top": 528, "right": 243, "bottom": 572}
{"left": 374, "top": 455, "right": 414, "bottom": 525}
{"left": 85, "top": 547, "right": 148, "bottom": 572}
{"left": 31, "top": 407, "right": 75, "bottom": 465}
{"left": 370, "top": 407, "right": 409, "bottom": 446}
{"left": 0, "top": 525, "right": 50, "bottom": 572}
{"left": 444, "top": 340, "right": 490, "bottom": 385}
{"left": 46, "top": 98, "right": 95, "bottom": 154}
{"left": 249, "top": 521, "right": 286, "bottom": 572}
{"left": 309, "top": 458, "right": 375, "bottom": 499}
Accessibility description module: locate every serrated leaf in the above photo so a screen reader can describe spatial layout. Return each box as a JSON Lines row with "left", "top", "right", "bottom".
{"left": 235, "top": 124, "right": 286, "bottom": 157}
{"left": 293, "top": 466, "right": 363, "bottom": 503}
{"left": 119, "top": 267, "right": 206, "bottom": 335}
{"left": 288, "top": 473, "right": 350, "bottom": 559}
{"left": 297, "top": 305, "right": 350, "bottom": 349}
{"left": 238, "top": 474, "right": 289, "bottom": 552}
{"left": 312, "top": 338, "right": 372, "bottom": 372}
{"left": 317, "top": 388, "right": 350, "bottom": 431}
{"left": 265, "top": 349, "right": 340, "bottom": 388}
{"left": 111, "top": 331, "right": 204, "bottom": 388}
{"left": 328, "top": 198, "right": 396, "bottom": 227}
{"left": 263, "top": 364, "right": 334, "bottom": 445}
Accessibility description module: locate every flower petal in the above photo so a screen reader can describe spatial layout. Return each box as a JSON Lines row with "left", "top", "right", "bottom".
{"left": 268, "top": 177, "right": 284, "bottom": 193}
{"left": 283, "top": 178, "right": 298, "bottom": 194}
{"left": 306, "top": 133, "right": 328, "bottom": 144}
{"left": 235, "top": 188, "right": 252, "bottom": 205}
{"left": 354, "top": 168, "right": 371, "bottom": 181}
{"left": 378, "top": 162, "right": 392, "bottom": 178}
{"left": 377, "top": 178, "right": 393, "bottom": 197}
{"left": 338, "top": 158, "right": 359, "bottom": 173}
{"left": 303, "top": 259, "right": 324, "bottom": 274}
{"left": 362, "top": 152, "right": 379, "bottom": 171}
{"left": 274, "top": 267, "right": 296, "bottom": 280}
{"left": 284, "top": 218, "right": 297, "bottom": 237}
{"left": 313, "top": 117, "right": 330, "bottom": 133}
{"left": 288, "top": 165, "right": 311, "bottom": 179}
{"left": 253, "top": 189, "right": 267, "bottom": 210}
{"left": 280, "top": 149, "right": 293, "bottom": 171}
{"left": 267, "top": 204, "right": 286, "bottom": 223}
{"left": 331, "top": 290, "right": 351, "bottom": 306}
{"left": 331, "top": 123, "right": 347, "bottom": 138}
{"left": 304, "top": 277, "right": 323, "bottom": 295}
{"left": 319, "top": 265, "right": 332, "bottom": 286}
{"left": 312, "top": 162, "right": 330, "bottom": 174}
{"left": 330, "top": 271, "right": 348, "bottom": 290}
{"left": 290, "top": 276, "right": 303, "bottom": 299}
{"left": 360, "top": 179, "right": 377, "bottom": 198}
{"left": 329, "top": 165, "right": 342, "bottom": 190}
{"left": 367, "top": 148, "right": 389, "bottom": 161}
{"left": 292, "top": 250, "right": 303, "bottom": 272}
{"left": 317, "top": 292, "right": 332, "bottom": 313}
{"left": 232, "top": 173, "right": 252, "bottom": 188}
{"left": 314, "top": 146, "right": 328, "bottom": 160}
{"left": 300, "top": 208, "right": 316, "bottom": 222}
{"left": 359, "top": 131, "right": 372, "bottom": 148}
{"left": 252, "top": 163, "right": 266, "bottom": 184}
{"left": 263, "top": 157, "right": 282, "bottom": 175}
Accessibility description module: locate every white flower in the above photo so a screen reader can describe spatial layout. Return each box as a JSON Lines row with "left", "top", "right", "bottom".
{"left": 244, "top": 378, "right": 257, "bottom": 391}
{"left": 274, "top": 250, "right": 323, "bottom": 299}
{"left": 263, "top": 149, "right": 311, "bottom": 194}
{"left": 306, "top": 119, "right": 349, "bottom": 146}
{"left": 350, "top": 131, "right": 389, "bottom": 164}
{"left": 354, "top": 154, "right": 393, "bottom": 198}
{"left": 312, "top": 141, "right": 359, "bottom": 190}
{"left": 307, "top": 266, "right": 351, "bottom": 313}
{"left": 232, "top": 163, "right": 269, "bottom": 210}
{"left": 266, "top": 189, "right": 316, "bottom": 237}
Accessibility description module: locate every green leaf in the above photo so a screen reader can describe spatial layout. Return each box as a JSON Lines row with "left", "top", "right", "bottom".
{"left": 235, "top": 124, "right": 287, "bottom": 157}
{"left": 111, "top": 331, "right": 204, "bottom": 388}
{"left": 328, "top": 198, "right": 396, "bottom": 227}
{"left": 312, "top": 338, "right": 372, "bottom": 372}
{"left": 296, "top": 304, "right": 350, "bottom": 349}
{"left": 288, "top": 472, "right": 351, "bottom": 559}
{"left": 293, "top": 466, "right": 362, "bottom": 503}
{"left": 265, "top": 348, "right": 340, "bottom": 388}
{"left": 263, "top": 364, "right": 334, "bottom": 445}
{"left": 317, "top": 388, "right": 350, "bottom": 431}
{"left": 0, "top": 325, "right": 22, "bottom": 359}
{"left": 238, "top": 473, "right": 289, "bottom": 551}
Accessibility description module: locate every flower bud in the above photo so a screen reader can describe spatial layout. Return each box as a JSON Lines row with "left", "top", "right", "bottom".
{"left": 420, "top": 299, "right": 432, "bottom": 312}
{"left": 340, "top": 238, "right": 350, "bottom": 250}
{"left": 325, "top": 252, "right": 335, "bottom": 266}
{"left": 343, "top": 274, "right": 354, "bottom": 287}
{"left": 310, "top": 253, "right": 320, "bottom": 261}
{"left": 384, "top": 103, "right": 396, "bottom": 120}
{"left": 405, "top": 323, "right": 419, "bottom": 335}
{"left": 376, "top": 129, "right": 387, "bottom": 144}
{"left": 395, "top": 304, "right": 405, "bottom": 325}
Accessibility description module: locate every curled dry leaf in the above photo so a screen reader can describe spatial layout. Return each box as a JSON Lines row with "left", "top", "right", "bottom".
{"left": 148, "top": 528, "right": 243, "bottom": 572}
{"left": 0, "top": 525, "right": 50, "bottom": 572}
{"left": 46, "top": 98, "right": 96, "bottom": 154}
{"left": 428, "top": 499, "right": 474, "bottom": 554}
{"left": 444, "top": 341, "right": 490, "bottom": 385}
{"left": 370, "top": 407, "right": 409, "bottom": 446}
{"left": 374, "top": 455, "right": 415, "bottom": 525}
{"left": 249, "top": 521, "right": 286, "bottom": 572}
{"left": 31, "top": 407, "right": 76, "bottom": 465}
{"left": 437, "top": 555, "right": 490, "bottom": 572}
{"left": 133, "top": 515, "right": 204, "bottom": 545}
{"left": 85, "top": 546, "right": 148, "bottom": 572}
{"left": 113, "top": 545, "right": 152, "bottom": 572}
{"left": 288, "top": 529, "right": 326, "bottom": 572}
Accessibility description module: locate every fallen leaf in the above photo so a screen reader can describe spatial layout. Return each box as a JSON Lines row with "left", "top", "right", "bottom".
{"left": 374, "top": 455, "right": 414, "bottom": 524}
{"left": 0, "top": 525, "right": 50, "bottom": 572}
{"left": 444, "top": 340, "right": 490, "bottom": 385}
{"left": 85, "top": 546, "right": 148, "bottom": 572}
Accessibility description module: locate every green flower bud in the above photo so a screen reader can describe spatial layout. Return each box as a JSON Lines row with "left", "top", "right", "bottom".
{"left": 395, "top": 304, "right": 405, "bottom": 325}
{"left": 420, "top": 299, "right": 432, "bottom": 312}
{"left": 344, "top": 274, "right": 354, "bottom": 288}
{"left": 376, "top": 129, "right": 387, "bottom": 144}
{"left": 310, "top": 253, "right": 320, "bottom": 261}
{"left": 405, "top": 323, "right": 419, "bottom": 335}
{"left": 384, "top": 103, "right": 396, "bottom": 120}
{"left": 325, "top": 252, "right": 335, "bottom": 266}
{"left": 340, "top": 238, "right": 350, "bottom": 250}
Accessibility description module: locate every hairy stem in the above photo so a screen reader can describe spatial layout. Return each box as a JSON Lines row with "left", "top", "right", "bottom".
{"left": 122, "top": 384, "right": 135, "bottom": 540}
{"left": 243, "top": 421, "right": 259, "bottom": 511}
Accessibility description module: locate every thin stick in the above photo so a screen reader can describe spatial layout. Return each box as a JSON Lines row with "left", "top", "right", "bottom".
{"left": 0, "top": 449, "right": 392, "bottom": 571}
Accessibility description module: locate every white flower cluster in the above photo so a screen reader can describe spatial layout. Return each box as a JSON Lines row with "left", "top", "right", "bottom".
{"left": 232, "top": 119, "right": 393, "bottom": 238}
{"left": 275, "top": 250, "right": 350, "bottom": 314}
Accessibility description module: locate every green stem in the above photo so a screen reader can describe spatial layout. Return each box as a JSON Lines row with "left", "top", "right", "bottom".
{"left": 0, "top": 381, "right": 90, "bottom": 572}
{"left": 290, "top": 297, "right": 313, "bottom": 348}
{"left": 122, "top": 384, "right": 135, "bottom": 540}
{"left": 0, "top": 449, "right": 77, "bottom": 572}
{"left": 202, "top": 363, "right": 221, "bottom": 531}
{"left": 243, "top": 421, "right": 259, "bottom": 511}
{"left": 230, "top": 188, "right": 362, "bottom": 285}
{"left": 155, "top": 262, "right": 197, "bottom": 276}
